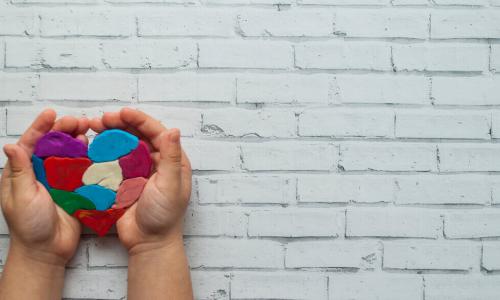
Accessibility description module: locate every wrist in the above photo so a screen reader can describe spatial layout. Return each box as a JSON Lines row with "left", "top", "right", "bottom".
{"left": 6, "top": 241, "right": 67, "bottom": 274}
{"left": 127, "top": 231, "right": 184, "bottom": 257}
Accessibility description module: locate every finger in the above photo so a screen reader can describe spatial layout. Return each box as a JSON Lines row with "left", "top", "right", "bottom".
{"left": 120, "top": 107, "right": 166, "bottom": 150}
{"left": 89, "top": 117, "right": 106, "bottom": 133}
{"left": 75, "top": 117, "right": 89, "bottom": 136}
{"left": 17, "top": 109, "right": 56, "bottom": 155}
{"left": 155, "top": 129, "right": 182, "bottom": 193}
{"left": 52, "top": 116, "right": 79, "bottom": 134}
{"left": 102, "top": 112, "right": 127, "bottom": 129}
{"left": 76, "top": 134, "right": 89, "bottom": 145}
{"left": 3, "top": 144, "right": 37, "bottom": 198}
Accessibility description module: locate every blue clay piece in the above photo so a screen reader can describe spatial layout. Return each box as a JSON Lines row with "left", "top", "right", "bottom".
{"left": 88, "top": 129, "right": 139, "bottom": 163}
{"left": 32, "top": 155, "right": 50, "bottom": 190}
{"left": 74, "top": 184, "right": 116, "bottom": 211}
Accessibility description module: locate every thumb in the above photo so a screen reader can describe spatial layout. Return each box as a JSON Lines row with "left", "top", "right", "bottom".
{"left": 155, "top": 129, "right": 182, "bottom": 193}
{"left": 3, "top": 144, "right": 37, "bottom": 197}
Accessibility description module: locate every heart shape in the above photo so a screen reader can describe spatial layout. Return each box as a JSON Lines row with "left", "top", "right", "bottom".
{"left": 32, "top": 129, "right": 152, "bottom": 236}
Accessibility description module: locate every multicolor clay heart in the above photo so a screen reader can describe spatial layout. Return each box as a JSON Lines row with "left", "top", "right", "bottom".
{"left": 32, "top": 129, "right": 152, "bottom": 236}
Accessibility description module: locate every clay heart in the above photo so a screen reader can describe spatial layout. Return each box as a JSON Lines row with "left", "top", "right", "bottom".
{"left": 32, "top": 129, "right": 152, "bottom": 236}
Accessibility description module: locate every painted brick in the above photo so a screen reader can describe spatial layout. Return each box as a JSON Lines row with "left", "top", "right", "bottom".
{"left": 37, "top": 73, "right": 136, "bottom": 101}
{"left": 241, "top": 142, "right": 337, "bottom": 171}
{"left": 425, "top": 275, "right": 500, "bottom": 300}
{"left": 202, "top": 108, "right": 296, "bottom": 137}
{"left": 63, "top": 269, "right": 127, "bottom": 299}
{"left": 191, "top": 271, "right": 230, "bottom": 300}
{"left": 392, "top": 44, "right": 489, "bottom": 72}
{"left": 383, "top": 241, "right": 479, "bottom": 270}
{"left": 335, "top": 9, "right": 428, "bottom": 38}
{"left": 444, "top": 210, "right": 500, "bottom": 238}
{"left": 197, "top": 175, "right": 295, "bottom": 204}
{"left": 395, "top": 109, "right": 491, "bottom": 139}
{"left": 231, "top": 271, "right": 328, "bottom": 300}
{"left": 184, "top": 207, "right": 247, "bottom": 237}
{"left": 88, "top": 237, "right": 128, "bottom": 267}
{"left": 432, "top": 77, "right": 500, "bottom": 105}
{"left": 183, "top": 140, "right": 240, "bottom": 171}
{"left": 330, "top": 274, "right": 422, "bottom": 300}
{"left": 238, "top": 10, "right": 333, "bottom": 37}
{"left": 198, "top": 40, "right": 293, "bottom": 69}
{"left": 286, "top": 240, "right": 379, "bottom": 269}
{"left": 102, "top": 40, "right": 197, "bottom": 69}
{"left": 0, "top": 73, "right": 36, "bottom": 101}
{"left": 299, "top": 108, "right": 394, "bottom": 138}
{"left": 438, "top": 144, "right": 500, "bottom": 172}
{"left": 482, "top": 242, "right": 500, "bottom": 271}
{"left": 336, "top": 75, "right": 430, "bottom": 104}
{"left": 248, "top": 208, "right": 344, "bottom": 237}
{"left": 138, "top": 73, "right": 235, "bottom": 103}
{"left": 295, "top": 42, "right": 392, "bottom": 70}
{"left": 340, "top": 142, "right": 437, "bottom": 171}
{"left": 186, "top": 238, "right": 284, "bottom": 268}
{"left": 237, "top": 74, "right": 332, "bottom": 104}
{"left": 395, "top": 175, "right": 491, "bottom": 205}
{"left": 298, "top": 175, "right": 394, "bottom": 203}
{"left": 431, "top": 11, "right": 500, "bottom": 39}
{"left": 347, "top": 207, "right": 441, "bottom": 238}
{"left": 0, "top": 12, "right": 36, "bottom": 36}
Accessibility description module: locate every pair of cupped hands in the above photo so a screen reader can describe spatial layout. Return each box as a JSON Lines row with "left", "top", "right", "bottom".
{"left": 0, "top": 108, "right": 192, "bottom": 266}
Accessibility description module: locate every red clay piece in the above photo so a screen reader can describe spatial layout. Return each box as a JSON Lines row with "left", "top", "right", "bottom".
{"left": 44, "top": 157, "right": 92, "bottom": 191}
{"left": 119, "top": 141, "right": 152, "bottom": 179}
{"left": 73, "top": 208, "right": 126, "bottom": 237}
{"left": 114, "top": 177, "right": 147, "bottom": 209}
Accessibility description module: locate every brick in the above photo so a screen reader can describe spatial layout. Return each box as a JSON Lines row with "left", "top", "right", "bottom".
{"left": 330, "top": 274, "right": 422, "bottom": 300}
{"left": 299, "top": 108, "right": 394, "bottom": 138}
{"left": 197, "top": 175, "right": 295, "bottom": 204}
{"left": 231, "top": 272, "right": 328, "bottom": 300}
{"left": 286, "top": 241, "right": 379, "bottom": 269}
{"left": 336, "top": 75, "right": 429, "bottom": 104}
{"left": 482, "top": 242, "right": 500, "bottom": 271}
{"left": 40, "top": 10, "right": 135, "bottom": 37}
{"left": 198, "top": 40, "right": 293, "bottom": 69}
{"left": 37, "top": 73, "right": 136, "bottom": 101}
{"left": 186, "top": 238, "right": 283, "bottom": 268}
{"left": 347, "top": 208, "right": 441, "bottom": 238}
{"left": 67, "top": 239, "right": 88, "bottom": 268}
{"left": 438, "top": 144, "right": 500, "bottom": 172}
{"left": 138, "top": 106, "right": 201, "bottom": 137}
{"left": 183, "top": 140, "right": 240, "bottom": 171}
{"left": 184, "top": 207, "right": 247, "bottom": 237}
{"left": 298, "top": 0, "right": 388, "bottom": 3}
{"left": 206, "top": 0, "right": 293, "bottom": 3}
{"left": 298, "top": 175, "right": 394, "bottom": 203}
{"left": 0, "top": 73, "right": 35, "bottom": 101}
{"left": 432, "top": 0, "right": 488, "bottom": 4}
{"left": 241, "top": 142, "right": 337, "bottom": 171}
{"left": 63, "top": 269, "right": 127, "bottom": 299}
{"left": 237, "top": 74, "right": 332, "bottom": 104}
{"left": 395, "top": 175, "right": 491, "bottom": 205}
{"left": 336, "top": 9, "right": 428, "bottom": 38}
{"left": 432, "top": 77, "right": 500, "bottom": 105}
{"left": 0, "top": 12, "right": 35, "bottom": 36}
{"left": 490, "top": 45, "right": 500, "bottom": 72}
{"left": 88, "top": 237, "right": 128, "bottom": 267}
{"left": 383, "top": 241, "right": 478, "bottom": 270}
{"left": 0, "top": 238, "right": 9, "bottom": 266}
{"left": 6, "top": 40, "right": 101, "bottom": 69}
{"left": 444, "top": 210, "right": 500, "bottom": 238}
{"left": 0, "top": 41, "right": 4, "bottom": 69}
{"left": 393, "top": 44, "right": 489, "bottom": 72}
{"left": 392, "top": 0, "right": 428, "bottom": 4}
{"left": 425, "top": 275, "right": 500, "bottom": 300}
{"left": 431, "top": 11, "right": 500, "bottom": 39}
{"left": 138, "top": 73, "right": 235, "bottom": 103}
{"left": 102, "top": 40, "right": 197, "bottom": 69}
{"left": 0, "top": 137, "right": 18, "bottom": 165}
{"left": 191, "top": 271, "right": 230, "bottom": 300}
{"left": 202, "top": 108, "right": 295, "bottom": 138}
{"left": 395, "top": 109, "right": 490, "bottom": 139}
{"left": 340, "top": 142, "right": 437, "bottom": 171}
{"left": 13, "top": 0, "right": 96, "bottom": 2}
{"left": 138, "top": 9, "right": 235, "bottom": 37}
{"left": 238, "top": 10, "right": 333, "bottom": 37}
{"left": 295, "top": 42, "right": 392, "bottom": 71}
{"left": 248, "top": 208, "right": 344, "bottom": 237}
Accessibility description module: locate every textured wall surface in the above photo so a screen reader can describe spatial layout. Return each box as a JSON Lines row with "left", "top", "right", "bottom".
{"left": 1, "top": 0, "right": 500, "bottom": 299}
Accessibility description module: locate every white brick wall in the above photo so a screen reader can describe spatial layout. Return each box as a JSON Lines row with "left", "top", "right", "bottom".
{"left": 1, "top": 1, "right": 499, "bottom": 299}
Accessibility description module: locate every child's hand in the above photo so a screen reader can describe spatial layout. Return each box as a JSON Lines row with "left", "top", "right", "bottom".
{"left": 90, "top": 108, "right": 192, "bottom": 254}
{"left": 1, "top": 109, "right": 89, "bottom": 264}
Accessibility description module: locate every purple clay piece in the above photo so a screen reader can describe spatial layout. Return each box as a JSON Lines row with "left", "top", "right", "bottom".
{"left": 34, "top": 131, "right": 88, "bottom": 158}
